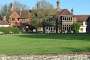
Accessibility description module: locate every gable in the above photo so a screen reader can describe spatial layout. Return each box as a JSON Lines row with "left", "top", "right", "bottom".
{"left": 59, "top": 9, "right": 72, "bottom": 15}
{"left": 10, "top": 11, "right": 20, "bottom": 18}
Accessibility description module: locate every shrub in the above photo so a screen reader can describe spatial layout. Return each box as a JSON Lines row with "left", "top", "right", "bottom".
{"left": 0, "top": 27, "right": 9, "bottom": 34}
{"left": 0, "top": 27, "right": 20, "bottom": 34}
{"left": 71, "top": 23, "right": 80, "bottom": 33}
{"left": 9, "top": 27, "right": 20, "bottom": 34}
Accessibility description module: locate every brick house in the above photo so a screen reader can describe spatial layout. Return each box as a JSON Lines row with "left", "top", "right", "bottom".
{"left": 9, "top": 3, "right": 32, "bottom": 27}
{"left": 45, "top": 9, "right": 76, "bottom": 33}
{"left": 44, "top": 0, "right": 90, "bottom": 33}
{"left": 45, "top": 9, "right": 90, "bottom": 33}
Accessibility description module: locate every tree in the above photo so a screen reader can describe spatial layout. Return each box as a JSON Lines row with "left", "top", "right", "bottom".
{"left": 0, "top": 1, "right": 28, "bottom": 21}
{"left": 31, "top": 0, "right": 57, "bottom": 33}
{"left": 71, "top": 23, "right": 80, "bottom": 33}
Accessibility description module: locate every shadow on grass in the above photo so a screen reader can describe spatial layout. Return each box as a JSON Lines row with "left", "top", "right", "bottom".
{"left": 59, "top": 47, "right": 90, "bottom": 54}
{"left": 62, "top": 47, "right": 90, "bottom": 52}
{"left": 19, "top": 33, "right": 90, "bottom": 41}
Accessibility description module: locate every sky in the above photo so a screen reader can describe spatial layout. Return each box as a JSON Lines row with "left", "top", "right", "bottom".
{"left": 0, "top": 0, "right": 90, "bottom": 15}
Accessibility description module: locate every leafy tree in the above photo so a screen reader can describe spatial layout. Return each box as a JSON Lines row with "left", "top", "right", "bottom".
{"left": 71, "top": 23, "right": 81, "bottom": 33}
{"left": 31, "top": 0, "right": 57, "bottom": 33}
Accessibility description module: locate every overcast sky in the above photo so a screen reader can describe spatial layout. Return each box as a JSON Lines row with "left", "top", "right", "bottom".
{"left": 0, "top": 0, "right": 90, "bottom": 15}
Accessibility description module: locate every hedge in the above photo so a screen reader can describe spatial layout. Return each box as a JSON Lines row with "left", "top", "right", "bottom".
{"left": 0, "top": 27, "right": 20, "bottom": 34}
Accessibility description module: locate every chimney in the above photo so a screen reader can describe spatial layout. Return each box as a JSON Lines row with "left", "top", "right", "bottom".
{"left": 71, "top": 8, "right": 74, "bottom": 15}
{"left": 10, "top": 2, "right": 16, "bottom": 12}
{"left": 20, "top": 8, "right": 22, "bottom": 17}
{"left": 56, "top": 0, "right": 60, "bottom": 11}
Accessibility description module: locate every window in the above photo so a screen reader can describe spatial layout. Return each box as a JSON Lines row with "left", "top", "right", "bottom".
{"left": 63, "top": 27, "right": 64, "bottom": 30}
{"left": 51, "top": 27, "right": 52, "bottom": 31}
{"left": 65, "top": 27, "right": 66, "bottom": 30}
{"left": 71, "top": 17, "right": 73, "bottom": 21}
{"left": 63, "top": 16, "right": 64, "bottom": 20}
{"left": 65, "top": 17, "right": 66, "bottom": 20}
{"left": 69, "top": 17, "right": 71, "bottom": 20}
{"left": 80, "top": 28, "right": 83, "bottom": 32}
{"left": 54, "top": 27, "right": 55, "bottom": 30}
{"left": 60, "top": 16, "right": 62, "bottom": 20}
{"left": 69, "top": 27, "right": 71, "bottom": 30}
{"left": 46, "top": 27, "right": 48, "bottom": 29}
{"left": 65, "top": 25, "right": 66, "bottom": 27}
{"left": 67, "top": 27, "right": 68, "bottom": 30}
{"left": 49, "top": 27, "right": 50, "bottom": 30}
{"left": 12, "top": 18, "right": 15, "bottom": 21}
{"left": 66, "top": 17, "right": 68, "bottom": 20}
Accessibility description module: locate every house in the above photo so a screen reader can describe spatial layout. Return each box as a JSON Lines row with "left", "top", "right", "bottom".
{"left": 0, "top": 2, "right": 33, "bottom": 32}
{"left": 57, "top": 9, "right": 76, "bottom": 33}
{"left": 0, "top": 16, "right": 10, "bottom": 27}
{"left": 74, "top": 15, "right": 90, "bottom": 33}
{"left": 44, "top": 0, "right": 90, "bottom": 33}
{"left": 45, "top": 9, "right": 90, "bottom": 33}
{"left": 9, "top": 3, "right": 32, "bottom": 27}
{"left": 45, "top": 9, "right": 76, "bottom": 33}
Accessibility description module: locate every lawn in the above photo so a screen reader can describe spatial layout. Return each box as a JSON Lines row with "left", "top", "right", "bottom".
{"left": 0, "top": 34, "right": 90, "bottom": 55}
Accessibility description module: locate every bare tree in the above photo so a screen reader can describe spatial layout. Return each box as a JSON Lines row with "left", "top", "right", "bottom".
{"left": 0, "top": 1, "right": 28, "bottom": 21}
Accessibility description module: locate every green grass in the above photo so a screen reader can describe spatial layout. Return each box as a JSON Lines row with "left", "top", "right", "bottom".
{"left": 0, "top": 34, "right": 90, "bottom": 55}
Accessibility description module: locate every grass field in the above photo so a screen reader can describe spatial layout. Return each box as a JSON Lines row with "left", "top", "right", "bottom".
{"left": 0, "top": 34, "right": 90, "bottom": 55}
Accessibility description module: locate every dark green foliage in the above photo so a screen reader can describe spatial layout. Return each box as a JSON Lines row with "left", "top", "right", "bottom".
{"left": 10, "top": 27, "right": 21, "bottom": 34}
{"left": 71, "top": 23, "right": 81, "bottom": 33}
{"left": 0, "top": 27, "right": 20, "bottom": 34}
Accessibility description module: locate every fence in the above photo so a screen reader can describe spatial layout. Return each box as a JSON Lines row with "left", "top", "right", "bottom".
{"left": 0, "top": 54, "right": 90, "bottom": 60}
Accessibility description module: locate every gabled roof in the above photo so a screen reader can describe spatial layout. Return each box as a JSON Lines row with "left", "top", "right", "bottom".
{"left": 10, "top": 8, "right": 31, "bottom": 19}
{"left": 16, "top": 10, "right": 31, "bottom": 18}
{"left": 58, "top": 9, "right": 90, "bottom": 22}
{"left": 20, "top": 10, "right": 31, "bottom": 18}
{"left": 10, "top": 11, "right": 20, "bottom": 18}
{"left": 59, "top": 9, "right": 72, "bottom": 15}
{"left": 74, "top": 15, "right": 90, "bottom": 22}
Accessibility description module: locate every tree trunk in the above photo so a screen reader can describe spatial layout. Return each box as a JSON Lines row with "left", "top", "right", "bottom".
{"left": 56, "top": 16, "right": 58, "bottom": 33}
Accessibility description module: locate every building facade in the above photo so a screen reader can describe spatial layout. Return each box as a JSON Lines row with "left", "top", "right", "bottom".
{"left": 45, "top": 9, "right": 76, "bottom": 33}
{"left": 44, "top": 0, "right": 90, "bottom": 33}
